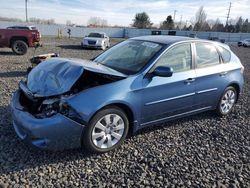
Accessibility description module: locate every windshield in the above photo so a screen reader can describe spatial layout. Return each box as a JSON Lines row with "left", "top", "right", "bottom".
{"left": 88, "top": 33, "right": 104, "bottom": 38}
{"left": 94, "top": 40, "right": 163, "bottom": 75}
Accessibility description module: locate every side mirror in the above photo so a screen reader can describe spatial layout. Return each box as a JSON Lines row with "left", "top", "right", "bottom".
{"left": 153, "top": 66, "right": 173, "bottom": 77}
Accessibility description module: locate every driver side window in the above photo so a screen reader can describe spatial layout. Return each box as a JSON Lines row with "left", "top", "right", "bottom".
{"left": 156, "top": 43, "right": 192, "bottom": 73}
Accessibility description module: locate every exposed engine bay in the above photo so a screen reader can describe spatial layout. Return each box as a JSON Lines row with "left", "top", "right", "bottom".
{"left": 19, "top": 70, "right": 124, "bottom": 119}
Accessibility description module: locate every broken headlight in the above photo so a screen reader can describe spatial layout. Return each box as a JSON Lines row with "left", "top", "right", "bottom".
{"left": 36, "top": 98, "right": 83, "bottom": 124}
{"left": 59, "top": 101, "right": 84, "bottom": 124}
{"left": 36, "top": 98, "right": 60, "bottom": 118}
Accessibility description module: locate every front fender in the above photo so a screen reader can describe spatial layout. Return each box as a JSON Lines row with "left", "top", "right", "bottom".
{"left": 65, "top": 75, "right": 143, "bottom": 125}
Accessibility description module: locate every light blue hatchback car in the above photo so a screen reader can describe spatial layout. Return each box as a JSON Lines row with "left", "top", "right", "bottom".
{"left": 11, "top": 36, "right": 244, "bottom": 153}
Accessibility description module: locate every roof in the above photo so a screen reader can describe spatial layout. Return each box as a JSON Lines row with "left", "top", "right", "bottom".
{"left": 131, "top": 35, "right": 195, "bottom": 45}
{"left": 7, "top": 25, "right": 36, "bottom": 30}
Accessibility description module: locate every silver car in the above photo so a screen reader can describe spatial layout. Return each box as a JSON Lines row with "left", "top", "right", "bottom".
{"left": 238, "top": 38, "right": 250, "bottom": 47}
{"left": 81, "top": 32, "right": 110, "bottom": 50}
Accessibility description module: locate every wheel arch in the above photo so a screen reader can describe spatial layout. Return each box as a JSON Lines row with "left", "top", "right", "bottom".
{"left": 10, "top": 36, "right": 29, "bottom": 47}
{"left": 227, "top": 82, "right": 241, "bottom": 102}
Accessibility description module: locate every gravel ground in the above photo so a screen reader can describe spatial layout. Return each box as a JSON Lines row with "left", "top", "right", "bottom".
{"left": 0, "top": 37, "right": 249, "bottom": 187}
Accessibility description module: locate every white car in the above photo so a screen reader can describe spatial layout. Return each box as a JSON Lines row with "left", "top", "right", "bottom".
{"left": 81, "top": 32, "right": 110, "bottom": 50}
{"left": 238, "top": 39, "right": 250, "bottom": 47}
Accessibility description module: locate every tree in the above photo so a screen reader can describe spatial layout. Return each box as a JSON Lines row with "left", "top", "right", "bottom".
{"left": 66, "top": 20, "right": 72, "bottom": 26}
{"left": 160, "top": 15, "right": 174, "bottom": 30}
{"left": 87, "top": 17, "right": 108, "bottom": 27}
{"left": 187, "top": 25, "right": 193, "bottom": 31}
{"left": 211, "top": 19, "right": 225, "bottom": 32}
{"left": 242, "top": 19, "right": 249, "bottom": 33}
{"left": 132, "top": 12, "right": 153, "bottom": 29}
{"left": 193, "top": 6, "right": 207, "bottom": 31}
{"left": 202, "top": 22, "right": 211, "bottom": 31}
{"left": 29, "top": 17, "right": 55, "bottom": 24}
{"left": 0, "top": 16, "right": 22, "bottom": 22}
{"left": 183, "top": 24, "right": 193, "bottom": 31}
{"left": 235, "top": 17, "right": 243, "bottom": 32}
{"left": 225, "top": 24, "right": 235, "bottom": 32}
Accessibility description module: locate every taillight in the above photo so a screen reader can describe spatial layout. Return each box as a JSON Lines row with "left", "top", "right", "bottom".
{"left": 241, "top": 66, "right": 244, "bottom": 74}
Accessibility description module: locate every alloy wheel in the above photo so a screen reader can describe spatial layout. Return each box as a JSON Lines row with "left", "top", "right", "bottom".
{"left": 91, "top": 114, "right": 125, "bottom": 149}
{"left": 220, "top": 89, "right": 236, "bottom": 114}
{"left": 14, "top": 42, "right": 25, "bottom": 53}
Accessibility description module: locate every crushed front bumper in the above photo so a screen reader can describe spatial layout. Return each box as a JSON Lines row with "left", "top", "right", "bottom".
{"left": 11, "top": 90, "right": 85, "bottom": 150}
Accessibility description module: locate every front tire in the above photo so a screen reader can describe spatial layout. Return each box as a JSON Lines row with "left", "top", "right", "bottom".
{"left": 82, "top": 107, "right": 129, "bottom": 153}
{"left": 102, "top": 43, "right": 106, "bottom": 50}
{"left": 216, "top": 86, "right": 237, "bottom": 116}
{"left": 11, "top": 40, "right": 28, "bottom": 55}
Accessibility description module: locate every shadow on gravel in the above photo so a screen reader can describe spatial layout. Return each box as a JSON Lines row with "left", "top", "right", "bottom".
{"left": 134, "top": 111, "right": 217, "bottom": 136}
{"left": 58, "top": 44, "right": 102, "bottom": 51}
{"left": 0, "top": 51, "right": 14, "bottom": 55}
{"left": 58, "top": 45, "right": 83, "bottom": 50}
{"left": 0, "top": 71, "right": 26, "bottom": 78}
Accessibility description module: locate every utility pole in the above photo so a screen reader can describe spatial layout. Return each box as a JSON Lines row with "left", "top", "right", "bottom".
{"left": 173, "top": 10, "right": 177, "bottom": 22}
{"left": 25, "top": 0, "right": 28, "bottom": 22}
{"left": 179, "top": 15, "right": 183, "bottom": 30}
{"left": 226, "top": 2, "right": 232, "bottom": 26}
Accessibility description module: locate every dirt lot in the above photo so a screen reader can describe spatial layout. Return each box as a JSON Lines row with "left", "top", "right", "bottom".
{"left": 0, "top": 37, "right": 249, "bottom": 187}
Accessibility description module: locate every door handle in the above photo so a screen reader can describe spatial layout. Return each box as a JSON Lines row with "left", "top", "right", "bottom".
{"left": 184, "top": 78, "right": 195, "bottom": 84}
{"left": 220, "top": 71, "right": 228, "bottom": 77}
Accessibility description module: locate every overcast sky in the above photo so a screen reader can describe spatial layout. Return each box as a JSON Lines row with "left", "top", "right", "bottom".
{"left": 0, "top": 0, "right": 249, "bottom": 26}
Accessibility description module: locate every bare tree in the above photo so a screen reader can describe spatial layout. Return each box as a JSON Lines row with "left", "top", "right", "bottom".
{"left": 193, "top": 6, "right": 207, "bottom": 31}
{"left": 29, "top": 17, "right": 55, "bottom": 25}
{"left": 211, "top": 18, "right": 225, "bottom": 32}
{"left": 87, "top": 17, "right": 108, "bottom": 27}
{"left": 0, "top": 16, "right": 23, "bottom": 22}
{"left": 66, "top": 20, "right": 72, "bottom": 26}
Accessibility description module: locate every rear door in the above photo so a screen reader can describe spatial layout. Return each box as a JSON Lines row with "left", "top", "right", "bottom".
{"left": 193, "top": 42, "right": 230, "bottom": 109}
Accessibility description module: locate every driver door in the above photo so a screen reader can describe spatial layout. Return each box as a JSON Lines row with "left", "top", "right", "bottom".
{"left": 141, "top": 43, "right": 196, "bottom": 125}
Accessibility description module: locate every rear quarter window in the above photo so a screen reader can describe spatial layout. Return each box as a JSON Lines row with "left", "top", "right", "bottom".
{"left": 217, "top": 46, "right": 231, "bottom": 63}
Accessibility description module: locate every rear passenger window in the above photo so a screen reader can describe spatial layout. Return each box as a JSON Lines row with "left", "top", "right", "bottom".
{"left": 217, "top": 46, "right": 231, "bottom": 63}
{"left": 195, "top": 43, "right": 220, "bottom": 68}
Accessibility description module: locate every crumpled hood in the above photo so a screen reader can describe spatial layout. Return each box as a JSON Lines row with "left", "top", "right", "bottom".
{"left": 27, "top": 58, "right": 126, "bottom": 97}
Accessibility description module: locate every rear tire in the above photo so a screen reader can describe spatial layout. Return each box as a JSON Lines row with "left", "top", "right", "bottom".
{"left": 82, "top": 107, "right": 129, "bottom": 153}
{"left": 216, "top": 86, "right": 237, "bottom": 116}
{"left": 11, "top": 40, "right": 28, "bottom": 55}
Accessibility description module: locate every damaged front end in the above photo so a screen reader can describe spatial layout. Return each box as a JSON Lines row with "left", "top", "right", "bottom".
{"left": 19, "top": 58, "right": 125, "bottom": 121}
{"left": 12, "top": 58, "right": 126, "bottom": 150}
{"left": 19, "top": 80, "right": 83, "bottom": 124}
